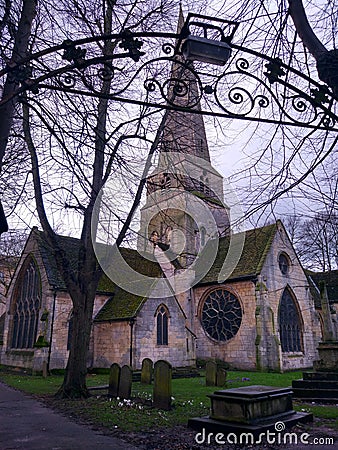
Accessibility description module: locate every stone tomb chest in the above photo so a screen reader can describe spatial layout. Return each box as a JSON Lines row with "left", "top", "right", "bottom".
{"left": 209, "top": 385, "right": 293, "bottom": 424}
{"left": 189, "top": 385, "right": 312, "bottom": 437}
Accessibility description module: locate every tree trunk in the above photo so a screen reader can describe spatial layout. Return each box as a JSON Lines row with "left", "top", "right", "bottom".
{"left": 288, "top": 0, "right": 338, "bottom": 97}
{"left": 55, "top": 1, "right": 113, "bottom": 398}
{"left": 55, "top": 286, "right": 97, "bottom": 398}
{"left": 0, "top": 0, "right": 37, "bottom": 171}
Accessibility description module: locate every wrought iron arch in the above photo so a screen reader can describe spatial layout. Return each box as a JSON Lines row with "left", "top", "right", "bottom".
{"left": 1, "top": 24, "right": 337, "bottom": 132}
{"left": 278, "top": 287, "right": 303, "bottom": 353}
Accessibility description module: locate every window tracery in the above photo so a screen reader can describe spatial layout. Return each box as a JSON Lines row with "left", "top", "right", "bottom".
{"left": 156, "top": 305, "right": 169, "bottom": 345}
{"left": 279, "top": 288, "right": 303, "bottom": 352}
{"left": 11, "top": 257, "right": 42, "bottom": 349}
{"left": 201, "top": 289, "right": 242, "bottom": 342}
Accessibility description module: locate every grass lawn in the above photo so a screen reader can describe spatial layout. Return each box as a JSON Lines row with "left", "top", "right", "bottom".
{"left": 0, "top": 368, "right": 337, "bottom": 432}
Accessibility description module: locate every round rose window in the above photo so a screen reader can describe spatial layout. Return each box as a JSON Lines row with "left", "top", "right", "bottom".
{"left": 201, "top": 289, "right": 242, "bottom": 342}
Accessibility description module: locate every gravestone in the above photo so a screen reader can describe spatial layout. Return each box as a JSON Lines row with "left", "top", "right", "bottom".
{"left": 216, "top": 367, "right": 227, "bottom": 387}
{"left": 205, "top": 360, "right": 217, "bottom": 386}
{"left": 108, "top": 363, "right": 121, "bottom": 398}
{"left": 118, "top": 365, "right": 132, "bottom": 399}
{"left": 153, "top": 360, "right": 172, "bottom": 410}
{"left": 141, "top": 358, "right": 153, "bottom": 384}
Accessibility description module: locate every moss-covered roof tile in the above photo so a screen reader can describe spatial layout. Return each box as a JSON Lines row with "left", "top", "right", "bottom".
{"left": 34, "top": 229, "right": 161, "bottom": 294}
{"left": 94, "top": 290, "right": 146, "bottom": 321}
{"left": 196, "top": 223, "right": 277, "bottom": 284}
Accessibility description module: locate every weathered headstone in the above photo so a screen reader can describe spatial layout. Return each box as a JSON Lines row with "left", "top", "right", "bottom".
{"left": 205, "top": 360, "right": 217, "bottom": 386}
{"left": 141, "top": 358, "right": 153, "bottom": 384}
{"left": 216, "top": 367, "right": 227, "bottom": 387}
{"left": 108, "top": 363, "right": 121, "bottom": 398}
{"left": 118, "top": 364, "right": 132, "bottom": 399}
{"left": 153, "top": 360, "right": 172, "bottom": 410}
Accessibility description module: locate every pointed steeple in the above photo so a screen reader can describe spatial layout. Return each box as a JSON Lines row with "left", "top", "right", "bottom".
{"left": 158, "top": 7, "right": 211, "bottom": 163}
{"left": 139, "top": 7, "right": 230, "bottom": 265}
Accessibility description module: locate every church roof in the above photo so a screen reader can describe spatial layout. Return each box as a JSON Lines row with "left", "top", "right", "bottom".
{"left": 31, "top": 222, "right": 280, "bottom": 319}
{"left": 155, "top": 9, "right": 211, "bottom": 162}
{"left": 33, "top": 228, "right": 161, "bottom": 293}
{"left": 306, "top": 269, "right": 338, "bottom": 308}
{"left": 196, "top": 222, "right": 278, "bottom": 284}
{"left": 94, "top": 290, "right": 146, "bottom": 322}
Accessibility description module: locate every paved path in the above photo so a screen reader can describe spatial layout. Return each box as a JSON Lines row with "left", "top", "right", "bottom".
{"left": 0, "top": 382, "right": 138, "bottom": 449}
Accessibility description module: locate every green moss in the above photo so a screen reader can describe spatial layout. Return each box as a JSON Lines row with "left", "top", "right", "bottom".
{"left": 34, "top": 335, "right": 49, "bottom": 348}
{"left": 198, "top": 223, "right": 278, "bottom": 284}
{"left": 190, "top": 190, "right": 224, "bottom": 206}
{"left": 40, "top": 310, "right": 49, "bottom": 321}
{"left": 255, "top": 282, "right": 268, "bottom": 292}
{"left": 95, "top": 291, "right": 146, "bottom": 321}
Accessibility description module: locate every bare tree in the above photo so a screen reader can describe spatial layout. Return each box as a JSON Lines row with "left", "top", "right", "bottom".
{"left": 17, "top": 0, "right": 185, "bottom": 398}
{"left": 0, "top": 0, "right": 37, "bottom": 170}
{"left": 296, "top": 212, "right": 338, "bottom": 272}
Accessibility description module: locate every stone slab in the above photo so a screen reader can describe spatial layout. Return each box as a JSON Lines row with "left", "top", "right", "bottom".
{"left": 303, "top": 371, "right": 338, "bottom": 381}
{"left": 188, "top": 411, "right": 313, "bottom": 439}
{"left": 213, "top": 385, "right": 292, "bottom": 399}
{"left": 209, "top": 385, "right": 293, "bottom": 424}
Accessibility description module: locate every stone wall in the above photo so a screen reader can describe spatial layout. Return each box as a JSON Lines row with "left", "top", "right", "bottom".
{"left": 192, "top": 281, "right": 258, "bottom": 370}
{"left": 1, "top": 235, "right": 51, "bottom": 370}
{"left": 259, "top": 222, "right": 321, "bottom": 371}
{"left": 0, "top": 230, "right": 111, "bottom": 371}
{"left": 50, "top": 293, "right": 108, "bottom": 369}
{"left": 133, "top": 295, "right": 195, "bottom": 369}
{"left": 92, "top": 321, "right": 131, "bottom": 368}
{"left": 189, "top": 223, "right": 321, "bottom": 372}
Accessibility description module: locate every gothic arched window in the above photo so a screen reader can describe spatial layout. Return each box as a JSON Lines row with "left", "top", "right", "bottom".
{"left": 278, "top": 288, "right": 303, "bottom": 352}
{"left": 156, "top": 305, "right": 169, "bottom": 345}
{"left": 11, "top": 257, "right": 42, "bottom": 349}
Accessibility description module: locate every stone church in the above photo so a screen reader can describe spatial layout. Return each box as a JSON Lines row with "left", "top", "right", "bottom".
{"left": 0, "top": 24, "right": 323, "bottom": 373}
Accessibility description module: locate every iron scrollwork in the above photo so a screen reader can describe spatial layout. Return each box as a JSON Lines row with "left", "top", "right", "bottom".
{"left": 2, "top": 31, "right": 338, "bottom": 132}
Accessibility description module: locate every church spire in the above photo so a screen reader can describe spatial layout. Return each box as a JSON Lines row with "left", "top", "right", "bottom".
{"left": 158, "top": 8, "right": 211, "bottom": 163}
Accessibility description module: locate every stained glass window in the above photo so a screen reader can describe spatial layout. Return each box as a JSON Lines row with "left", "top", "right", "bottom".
{"left": 279, "top": 288, "right": 303, "bottom": 352}
{"left": 201, "top": 289, "right": 242, "bottom": 342}
{"left": 11, "top": 257, "right": 41, "bottom": 349}
{"left": 156, "top": 305, "right": 168, "bottom": 345}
